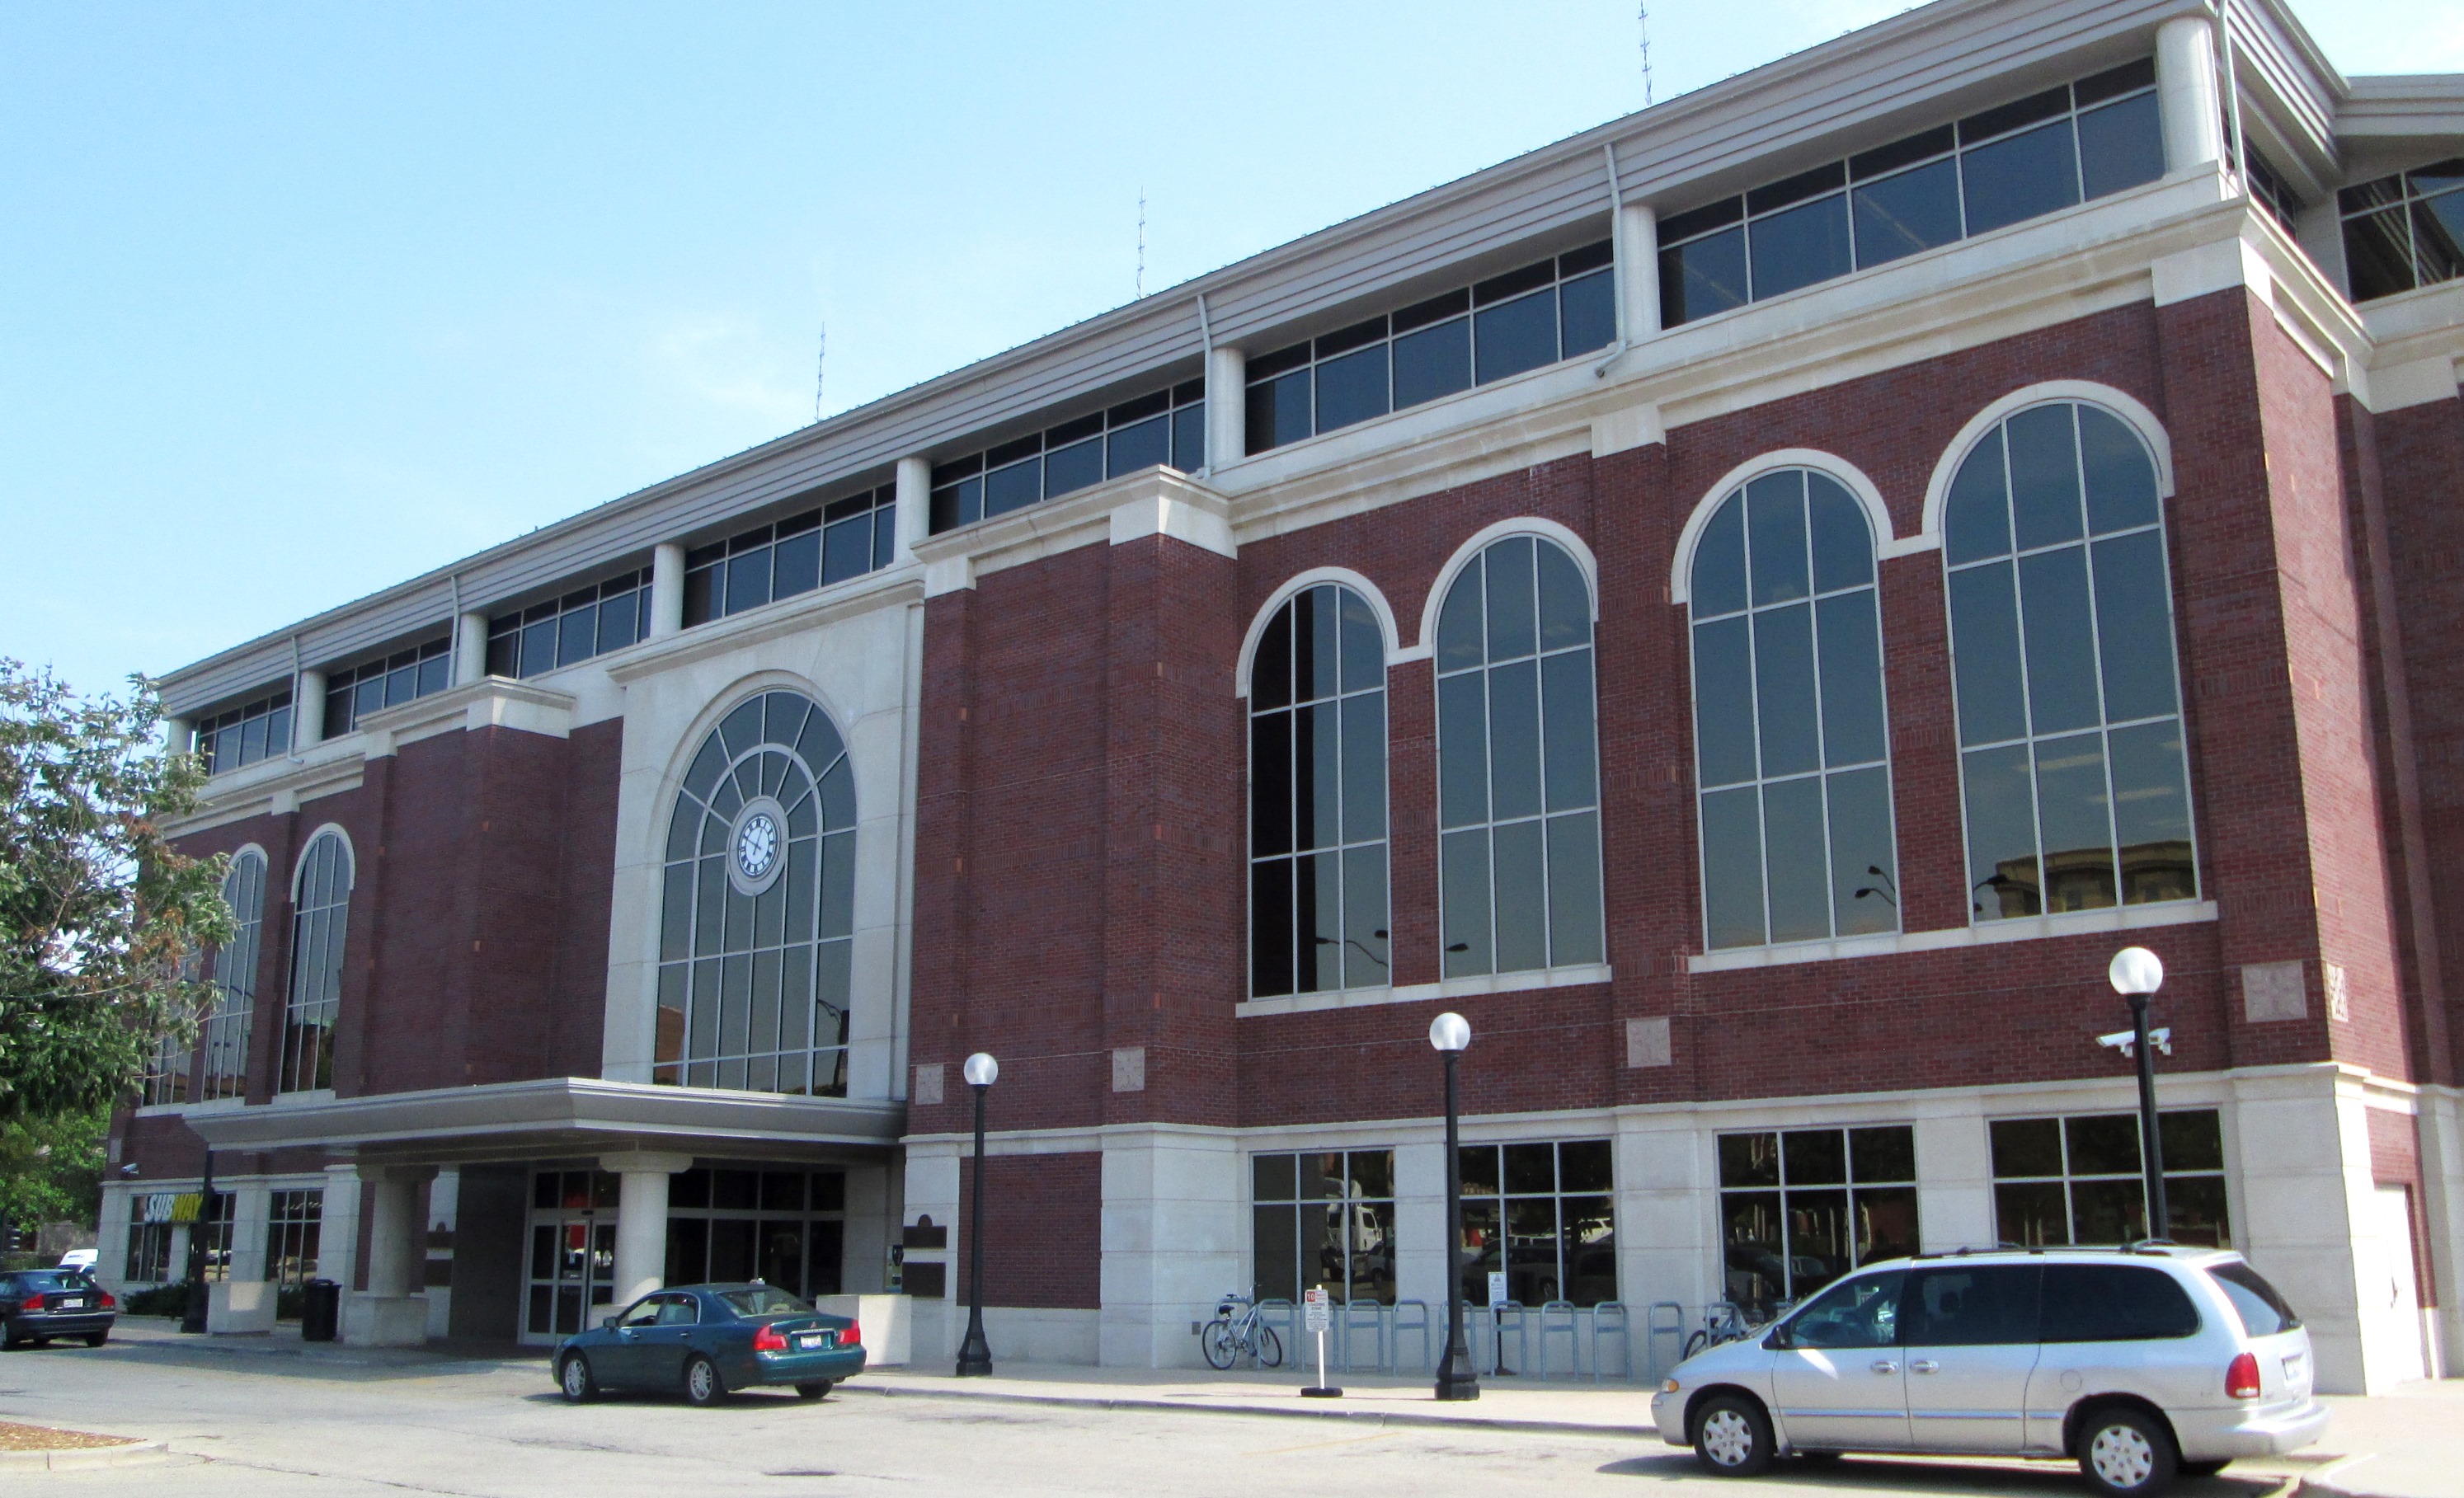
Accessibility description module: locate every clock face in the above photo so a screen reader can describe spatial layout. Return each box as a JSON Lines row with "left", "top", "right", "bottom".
{"left": 735, "top": 811, "right": 779, "bottom": 881}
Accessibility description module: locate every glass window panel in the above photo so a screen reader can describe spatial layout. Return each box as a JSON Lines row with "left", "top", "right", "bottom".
{"left": 1962, "top": 118, "right": 2081, "bottom": 236}
{"left": 1314, "top": 344, "right": 1390, "bottom": 433}
{"left": 557, "top": 605, "right": 596, "bottom": 666}
{"left": 2161, "top": 1110, "right": 2225, "bottom": 1172}
{"left": 1247, "top": 369, "right": 1312, "bottom": 453}
{"left": 1827, "top": 767, "right": 1897, "bottom": 937}
{"left": 1560, "top": 1140, "right": 1613, "bottom": 1194}
{"left": 1537, "top": 542, "right": 1591, "bottom": 649}
{"left": 1816, "top": 590, "right": 1886, "bottom": 767}
{"left": 1507, "top": 1195, "right": 1561, "bottom": 1303}
{"left": 2068, "top": 1178, "right": 2147, "bottom": 1245}
{"left": 1852, "top": 158, "right": 1963, "bottom": 268}
{"left": 2020, "top": 545, "right": 2100, "bottom": 734}
{"left": 2067, "top": 1111, "right": 2143, "bottom": 1178}
{"left": 1784, "top": 1128, "right": 1846, "bottom": 1184}
{"left": 239, "top": 712, "right": 268, "bottom": 763}
{"left": 818, "top": 831, "right": 855, "bottom": 937}
{"left": 1702, "top": 787, "right": 1767, "bottom": 949}
{"left": 1441, "top": 829, "right": 1493, "bottom": 976}
{"left": 1341, "top": 693, "right": 1386, "bottom": 843}
{"left": 2008, "top": 404, "right": 2084, "bottom": 550}
{"left": 1295, "top": 851, "right": 1339, "bottom": 993}
{"left": 2091, "top": 531, "right": 2179, "bottom": 721}
{"left": 1748, "top": 193, "right": 1852, "bottom": 299}
{"left": 984, "top": 457, "right": 1042, "bottom": 515}
{"left": 1107, "top": 414, "right": 1169, "bottom": 477}
{"left": 1487, "top": 660, "right": 1542, "bottom": 821}
{"left": 1172, "top": 402, "right": 1206, "bottom": 471}
{"left": 1044, "top": 436, "right": 1103, "bottom": 498}
{"left": 1502, "top": 1142, "right": 1555, "bottom": 1195}
{"left": 2077, "top": 92, "right": 2163, "bottom": 200}
{"left": 1692, "top": 495, "right": 1748, "bottom": 617}
{"left": 1541, "top": 652, "right": 1597, "bottom": 811}
{"left": 1342, "top": 845, "right": 1390, "bottom": 988}
{"left": 1254, "top": 1153, "right": 1298, "bottom": 1200}
{"left": 1661, "top": 228, "right": 1747, "bottom": 326}
{"left": 2034, "top": 731, "right": 2115, "bottom": 911}
{"left": 725, "top": 546, "right": 773, "bottom": 615}
{"left": 1746, "top": 472, "right": 1809, "bottom": 606}
{"left": 1762, "top": 776, "right": 1831, "bottom": 943}
{"left": 1559, "top": 268, "right": 1615, "bottom": 355}
{"left": 1251, "top": 711, "right": 1292, "bottom": 857}
{"left": 1752, "top": 603, "right": 1819, "bottom": 777}
{"left": 1296, "top": 702, "right": 1340, "bottom": 851}
{"left": 1693, "top": 618, "right": 1757, "bottom": 786}
{"left": 1949, "top": 562, "right": 2027, "bottom": 745}
{"left": 1545, "top": 812, "right": 1603, "bottom": 965}
{"left": 1806, "top": 475, "right": 1874, "bottom": 593}
{"left": 1338, "top": 589, "right": 1384, "bottom": 693}
{"left": 2078, "top": 406, "right": 2159, "bottom": 534}
{"left": 1945, "top": 430, "right": 2011, "bottom": 565}
{"left": 596, "top": 590, "right": 640, "bottom": 655}
{"left": 1253, "top": 603, "right": 1293, "bottom": 710}
{"left": 1484, "top": 537, "right": 1537, "bottom": 660}
{"left": 1990, "top": 1117, "right": 2062, "bottom": 1176}
{"left": 1721, "top": 1190, "right": 1786, "bottom": 1315}
{"left": 1436, "top": 559, "right": 1484, "bottom": 672}
{"left": 2165, "top": 1173, "right": 2231, "bottom": 1247}
{"left": 818, "top": 518, "right": 872, "bottom": 587}
{"left": 2344, "top": 208, "right": 2416, "bottom": 302}
{"left": 2417, "top": 193, "right": 2464, "bottom": 284}
{"left": 1492, "top": 819, "right": 1548, "bottom": 974}
{"left": 1391, "top": 317, "right": 1471, "bottom": 410}
{"left": 1437, "top": 674, "right": 1488, "bottom": 828}
{"left": 1963, "top": 743, "right": 2042, "bottom": 918}
{"left": 1299, "top": 585, "right": 1341, "bottom": 702}
{"left": 1719, "top": 1132, "right": 1781, "bottom": 1189}
{"left": 1473, "top": 288, "right": 1559, "bottom": 384}
{"left": 415, "top": 653, "right": 449, "bottom": 696}
{"left": 2109, "top": 721, "right": 2194, "bottom": 904}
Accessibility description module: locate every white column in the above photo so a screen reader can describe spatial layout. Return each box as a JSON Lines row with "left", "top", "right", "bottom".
{"left": 96, "top": 1188, "right": 134, "bottom": 1295}
{"left": 164, "top": 716, "right": 193, "bottom": 758}
{"left": 1204, "top": 345, "right": 1246, "bottom": 472}
{"left": 454, "top": 611, "right": 488, "bottom": 685}
{"left": 2156, "top": 14, "right": 2226, "bottom": 175}
{"left": 603, "top": 1151, "right": 693, "bottom": 1308}
{"left": 1618, "top": 202, "right": 1661, "bottom": 342}
{"left": 895, "top": 455, "right": 932, "bottom": 561}
{"left": 320, "top": 1164, "right": 363, "bottom": 1294}
{"left": 294, "top": 671, "right": 327, "bottom": 748}
{"left": 649, "top": 542, "right": 687, "bottom": 639}
{"left": 362, "top": 1169, "right": 425, "bottom": 1298}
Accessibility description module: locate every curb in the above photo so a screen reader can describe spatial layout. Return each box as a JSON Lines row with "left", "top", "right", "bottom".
{"left": 2295, "top": 1454, "right": 2403, "bottom": 1498}
{"left": 0, "top": 1439, "right": 172, "bottom": 1472}
{"left": 839, "top": 1380, "right": 1654, "bottom": 1440}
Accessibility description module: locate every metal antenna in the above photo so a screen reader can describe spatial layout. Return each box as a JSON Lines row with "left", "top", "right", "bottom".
{"left": 1639, "top": 5, "right": 1653, "bottom": 106}
{"left": 1136, "top": 187, "right": 1147, "bottom": 298}
{"left": 815, "top": 322, "right": 826, "bottom": 423}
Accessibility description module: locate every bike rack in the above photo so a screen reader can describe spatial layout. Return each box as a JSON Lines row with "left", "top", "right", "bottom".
{"left": 1535, "top": 1300, "right": 1580, "bottom": 1378}
{"left": 1339, "top": 1300, "right": 1385, "bottom": 1374}
{"left": 1590, "top": 1302, "right": 1633, "bottom": 1383}
{"left": 1483, "top": 1303, "right": 1531, "bottom": 1375}
{"left": 1645, "top": 1301, "right": 1686, "bottom": 1379}
{"left": 1257, "top": 1298, "right": 1299, "bottom": 1369}
{"left": 1391, "top": 1299, "right": 1432, "bottom": 1374}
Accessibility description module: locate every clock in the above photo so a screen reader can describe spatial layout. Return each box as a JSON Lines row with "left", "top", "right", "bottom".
{"left": 726, "top": 797, "right": 790, "bottom": 895}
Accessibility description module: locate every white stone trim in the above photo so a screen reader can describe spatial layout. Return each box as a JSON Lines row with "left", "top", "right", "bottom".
{"left": 1917, "top": 381, "right": 2176, "bottom": 549}
{"left": 1687, "top": 899, "right": 2217, "bottom": 973}
{"left": 289, "top": 823, "right": 355, "bottom": 904}
{"left": 1235, "top": 961, "right": 1614, "bottom": 1017}
{"left": 1667, "top": 449, "right": 1906, "bottom": 606}
{"left": 1413, "top": 517, "right": 1601, "bottom": 661}
{"left": 1232, "top": 568, "right": 1405, "bottom": 698}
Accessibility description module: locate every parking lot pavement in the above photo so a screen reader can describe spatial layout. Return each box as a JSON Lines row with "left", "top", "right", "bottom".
{"left": 0, "top": 1321, "right": 2417, "bottom": 1498}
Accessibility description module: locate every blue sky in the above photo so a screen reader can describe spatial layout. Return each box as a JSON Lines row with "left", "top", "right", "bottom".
{"left": 2, "top": 1, "right": 2452, "bottom": 700}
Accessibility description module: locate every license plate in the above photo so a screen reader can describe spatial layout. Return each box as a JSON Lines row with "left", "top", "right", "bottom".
{"left": 2283, "top": 1353, "right": 2306, "bottom": 1382}
{"left": 795, "top": 1331, "right": 825, "bottom": 1350}
{"left": 57, "top": 1298, "right": 85, "bottom": 1309}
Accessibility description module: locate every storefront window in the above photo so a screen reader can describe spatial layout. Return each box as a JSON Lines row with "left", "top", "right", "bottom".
{"left": 1454, "top": 1139, "right": 1616, "bottom": 1307}
{"left": 1990, "top": 1108, "right": 2227, "bottom": 1247}
{"left": 1717, "top": 1125, "right": 1917, "bottom": 1317}
{"left": 1252, "top": 1151, "right": 1395, "bottom": 1305}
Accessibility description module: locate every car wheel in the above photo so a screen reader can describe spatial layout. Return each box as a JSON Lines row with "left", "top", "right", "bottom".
{"left": 683, "top": 1354, "right": 727, "bottom": 1407}
{"left": 1692, "top": 1393, "right": 1775, "bottom": 1477}
{"left": 2179, "top": 1461, "right": 2230, "bottom": 1480}
{"left": 2077, "top": 1405, "right": 2178, "bottom": 1498}
{"left": 557, "top": 1353, "right": 598, "bottom": 1404}
{"left": 82, "top": 1332, "right": 108, "bottom": 1348}
{"left": 795, "top": 1381, "right": 832, "bottom": 1400}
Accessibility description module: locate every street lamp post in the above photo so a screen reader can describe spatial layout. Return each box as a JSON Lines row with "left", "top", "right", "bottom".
{"left": 1429, "top": 1012, "right": 1479, "bottom": 1402}
{"left": 179, "top": 1149, "right": 217, "bottom": 1335}
{"left": 955, "top": 1051, "right": 998, "bottom": 1377}
{"left": 2107, "top": 946, "right": 2170, "bottom": 1241}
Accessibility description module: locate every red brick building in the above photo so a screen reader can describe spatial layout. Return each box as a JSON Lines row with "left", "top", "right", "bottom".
{"left": 114, "top": 0, "right": 2460, "bottom": 1393}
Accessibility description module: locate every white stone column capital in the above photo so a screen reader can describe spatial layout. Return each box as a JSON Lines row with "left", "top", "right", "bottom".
{"left": 599, "top": 1151, "right": 695, "bottom": 1177}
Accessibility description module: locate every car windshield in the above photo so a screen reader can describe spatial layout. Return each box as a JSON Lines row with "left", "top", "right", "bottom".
{"left": 2211, "top": 1261, "right": 2302, "bottom": 1336}
{"left": 717, "top": 1287, "right": 812, "bottom": 1317}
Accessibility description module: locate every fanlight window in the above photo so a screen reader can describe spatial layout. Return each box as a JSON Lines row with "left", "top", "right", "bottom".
{"left": 1943, "top": 402, "right": 2194, "bottom": 918}
{"left": 201, "top": 851, "right": 266, "bottom": 1100}
{"left": 656, "top": 691, "right": 856, "bottom": 1094}
{"left": 1688, "top": 469, "right": 1897, "bottom": 949}
{"left": 1433, "top": 535, "right": 1604, "bottom": 977}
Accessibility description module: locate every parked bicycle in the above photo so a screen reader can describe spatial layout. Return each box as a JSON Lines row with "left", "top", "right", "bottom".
{"left": 1682, "top": 1300, "right": 1752, "bottom": 1359}
{"left": 1199, "top": 1289, "right": 1284, "bottom": 1370}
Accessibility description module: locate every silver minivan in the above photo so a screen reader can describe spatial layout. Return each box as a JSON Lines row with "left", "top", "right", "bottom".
{"left": 1650, "top": 1247, "right": 2327, "bottom": 1496}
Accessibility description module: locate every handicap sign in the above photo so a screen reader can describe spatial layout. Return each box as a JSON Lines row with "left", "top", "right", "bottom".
{"left": 1304, "top": 1287, "right": 1332, "bottom": 1331}
{"left": 1487, "top": 1271, "right": 1508, "bottom": 1308}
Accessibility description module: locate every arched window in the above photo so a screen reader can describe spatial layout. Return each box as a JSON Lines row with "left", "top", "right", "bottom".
{"left": 656, "top": 690, "right": 856, "bottom": 1094}
{"left": 1688, "top": 470, "right": 1897, "bottom": 949}
{"left": 1434, "top": 534, "right": 1603, "bottom": 977}
{"left": 280, "top": 832, "right": 351, "bottom": 1093}
{"left": 1944, "top": 401, "right": 2194, "bottom": 918}
{"left": 1249, "top": 584, "right": 1389, "bottom": 996}
{"left": 202, "top": 851, "right": 266, "bottom": 1100}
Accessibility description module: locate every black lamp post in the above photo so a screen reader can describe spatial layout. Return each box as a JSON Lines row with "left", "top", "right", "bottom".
{"left": 1429, "top": 1011, "right": 1479, "bottom": 1402}
{"left": 2107, "top": 946, "right": 2170, "bottom": 1241}
{"left": 179, "top": 1149, "right": 218, "bottom": 1335}
{"left": 955, "top": 1051, "right": 998, "bottom": 1377}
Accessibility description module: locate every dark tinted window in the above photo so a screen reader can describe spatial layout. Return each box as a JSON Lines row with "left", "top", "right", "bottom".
{"left": 2211, "top": 1262, "right": 2301, "bottom": 1336}
{"left": 717, "top": 1285, "right": 813, "bottom": 1317}
{"left": 1906, "top": 1265, "right": 2040, "bottom": 1345}
{"left": 2040, "top": 1264, "right": 2199, "bottom": 1341}
{"left": 1781, "top": 1269, "right": 1905, "bottom": 1350}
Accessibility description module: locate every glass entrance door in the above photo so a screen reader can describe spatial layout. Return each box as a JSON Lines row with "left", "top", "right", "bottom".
{"left": 524, "top": 1169, "right": 618, "bottom": 1342}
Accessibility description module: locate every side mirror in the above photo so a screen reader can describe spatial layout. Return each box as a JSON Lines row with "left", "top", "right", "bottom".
{"left": 1763, "top": 1325, "right": 1789, "bottom": 1350}
{"left": 601, "top": 1315, "right": 620, "bottom": 1331}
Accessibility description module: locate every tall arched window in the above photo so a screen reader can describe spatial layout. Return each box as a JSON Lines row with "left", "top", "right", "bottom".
{"left": 280, "top": 832, "right": 351, "bottom": 1093}
{"left": 656, "top": 690, "right": 856, "bottom": 1094}
{"left": 1249, "top": 583, "right": 1389, "bottom": 996}
{"left": 202, "top": 851, "right": 266, "bottom": 1100}
{"left": 1434, "top": 534, "right": 1603, "bottom": 977}
{"left": 1944, "top": 401, "right": 2194, "bottom": 918}
{"left": 1688, "top": 470, "right": 1897, "bottom": 949}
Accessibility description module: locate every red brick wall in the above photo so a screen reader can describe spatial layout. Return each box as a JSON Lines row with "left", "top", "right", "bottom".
{"left": 957, "top": 1151, "right": 1101, "bottom": 1310}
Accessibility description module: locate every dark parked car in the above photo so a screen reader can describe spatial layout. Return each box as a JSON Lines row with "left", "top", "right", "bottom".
{"left": 0, "top": 1270, "right": 117, "bottom": 1349}
{"left": 553, "top": 1283, "right": 864, "bottom": 1406}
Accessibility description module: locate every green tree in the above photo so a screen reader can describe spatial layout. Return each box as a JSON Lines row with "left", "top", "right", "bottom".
{"left": 0, "top": 1106, "right": 109, "bottom": 1230}
{"left": 0, "top": 661, "right": 231, "bottom": 1124}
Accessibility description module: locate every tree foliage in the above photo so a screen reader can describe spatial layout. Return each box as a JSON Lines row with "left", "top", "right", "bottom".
{"left": 0, "top": 1106, "right": 108, "bottom": 1228}
{"left": 0, "top": 662, "right": 231, "bottom": 1121}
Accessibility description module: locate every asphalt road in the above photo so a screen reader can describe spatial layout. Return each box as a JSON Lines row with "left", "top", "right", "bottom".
{"left": 0, "top": 1332, "right": 2301, "bottom": 1498}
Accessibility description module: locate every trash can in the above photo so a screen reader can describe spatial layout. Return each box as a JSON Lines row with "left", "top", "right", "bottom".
{"left": 302, "top": 1279, "right": 341, "bottom": 1343}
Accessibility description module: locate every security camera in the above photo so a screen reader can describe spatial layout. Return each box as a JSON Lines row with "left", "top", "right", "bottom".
{"left": 118, "top": 1163, "right": 141, "bottom": 1177}
{"left": 2095, "top": 1027, "right": 2172, "bottom": 1058}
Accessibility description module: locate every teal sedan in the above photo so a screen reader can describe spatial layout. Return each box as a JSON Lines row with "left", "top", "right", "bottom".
{"left": 554, "top": 1283, "right": 865, "bottom": 1406}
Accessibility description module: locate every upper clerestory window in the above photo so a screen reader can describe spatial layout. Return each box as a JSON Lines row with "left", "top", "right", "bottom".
{"left": 2338, "top": 158, "right": 2464, "bottom": 303}
{"left": 1659, "top": 59, "right": 2161, "bottom": 326}
{"left": 325, "top": 636, "right": 451, "bottom": 735}
{"left": 928, "top": 381, "right": 1206, "bottom": 533}
{"left": 487, "top": 569, "right": 651, "bottom": 679}
{"left": 195, "top": 689, "right": 294, "bottom": 775}
{"left": 684, "top": 484, "right": 896, "bottom": 627}
{"left": 1244, "top": 241, "right": 1614, "bottom": 457}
